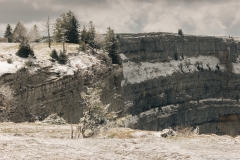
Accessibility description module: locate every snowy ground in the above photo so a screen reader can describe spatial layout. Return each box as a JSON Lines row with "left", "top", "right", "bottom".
{"left": 0, "top": 123, "right": 239, "bottom": 160}
{"left": 0, "top": 43, "right": 100, "bottom": 76}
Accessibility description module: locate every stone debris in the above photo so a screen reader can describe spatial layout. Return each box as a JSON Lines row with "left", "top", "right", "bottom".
{"left": 161, "top": 129, "right": 178, "bottom": 138}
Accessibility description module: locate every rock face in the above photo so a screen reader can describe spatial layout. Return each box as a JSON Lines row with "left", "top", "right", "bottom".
{"left": 118, "top": 32, "right": 240, "bottom": 135}
{"left": 0, "top": 57, "right": 123, "bottom": 123}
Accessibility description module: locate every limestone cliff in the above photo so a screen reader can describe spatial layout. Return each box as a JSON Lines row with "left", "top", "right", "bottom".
{"left": 1, "top": 33, "right": 240, "bottom": 136}
{"left": 118, "top": 32, "right": 240, "bottom": 135}
{"left": 0, "top": 44, "right": 123, "bottom": 123}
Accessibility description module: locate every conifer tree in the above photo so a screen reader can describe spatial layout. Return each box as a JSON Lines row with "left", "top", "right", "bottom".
{"left": 53, "top": 17, "right": 63, "bottom": 42}
{"left": 53, "top": 11, "right": 80, "bottom": 43}
{"left": 80, "top": 25, "right": 87, "bottom": 44}
{"left": 4, "top": 24, "right": 13, "bottom": 42}
{"left": 66, "top": 11, "right": 80, "bottom": 43}
{"left": 87, "top": 21, "right": 96, "bottom": 48}
{"left": 94, "top": 32, "right": 104, "bottom": 49}
{"left": 28, "top": 24, "right": 41, "bottom": 42}
{"left": 12, "top": 22, "right": 28, "bottom": 43}
{"left": 104, "top": 27, "right": 119, "bottom": 64}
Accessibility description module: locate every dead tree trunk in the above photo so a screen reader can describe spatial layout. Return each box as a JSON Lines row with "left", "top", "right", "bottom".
{"left": 45, "top": 15, "right": 51, "bottom": 48}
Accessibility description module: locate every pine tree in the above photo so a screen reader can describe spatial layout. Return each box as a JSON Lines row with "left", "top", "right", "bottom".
{"left": 4, "top": 24, "right": 13, "bottom": 42}
{"left": 87, "top": 21, "right": 96, "bottom": 48}
{"left": 66, "top": 11, "right": 80, "bottom": 43}
{"left": 16, "top": 43, "right": 34, "bottom": 58}
{"left": 12, "top": 22, "right": 28, "bottom": 43}
{"left": 29, "top": 24, "right": 41, "bottom": 42}
{"left": 53, "top": 11, "right": 80, "bottom": 44}
{"left": 94, "top": 33, "right": 104, "bottom": 49}
{"left": 53, "top": 17, "right": 63, "bottom": 42}
{"left": 80, "top": 25, "right": 87, "bottom": 44}
{"left": 104, "top": 27, "right": 119, "bottom": 64}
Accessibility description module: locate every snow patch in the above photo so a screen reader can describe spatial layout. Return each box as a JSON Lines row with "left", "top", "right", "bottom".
{"left": 232, "top": 62, "right": 240, "bottom": 74}
{"left": 0, "top": 61, "right": 23, "bottom": 76}
{"left": 50, "top": 52, "right": 101, "bottom": 76}
{"left": 121, "top": 55, "right": 225, "bottom": 85}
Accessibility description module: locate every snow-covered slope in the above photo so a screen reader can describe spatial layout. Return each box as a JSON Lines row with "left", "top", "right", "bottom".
{"left": 0, "top": 43, "right": 100, "bottom": 76}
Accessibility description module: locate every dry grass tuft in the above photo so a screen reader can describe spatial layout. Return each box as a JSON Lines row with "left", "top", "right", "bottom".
{"left": 103, "top": 128, "right": 136, "bottom": 139}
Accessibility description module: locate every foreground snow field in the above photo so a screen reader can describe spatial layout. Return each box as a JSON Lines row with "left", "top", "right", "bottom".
{"left": 0, "top": 123, "right": 239, "bottom": 160}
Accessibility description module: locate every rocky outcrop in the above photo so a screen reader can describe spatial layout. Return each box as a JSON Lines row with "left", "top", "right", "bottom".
{"left": 127, "top": 99, "right": 240, "bottom": 136}
{"left": 0, "top": 56, "right": 123, "bottom": 123}
{"left": 118, "top": 32, "right": 240, "bottom": 135}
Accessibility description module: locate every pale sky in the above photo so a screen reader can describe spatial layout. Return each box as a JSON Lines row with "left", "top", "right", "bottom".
{"left": 0, "top": 0, "right": 240, "bottom": 37}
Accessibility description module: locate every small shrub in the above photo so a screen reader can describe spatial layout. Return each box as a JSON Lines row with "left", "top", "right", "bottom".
{"left": 58, "top": 51, "right": 68, "bottom": 64}
{"left": 109, "top": 53, "right": 121, "bottom": 65}
{"left": 116, "top": 34, "right": 120, "bottom": 39}
{"left": 50, "top": 49, "right": 58, "bottom": 60}
{"left": 178, "top": 29, "right": 184, "bottom": 36}
{"left": 42, "top": 113, "right": 66, "bottom": 125}
{"left": 16, "top": 43, "right": 34, "bottom": 58}
{"left": 98, "top": 52, "right": 111, "bottom": 64}
{"left": 7, "top": 58, "right": 12, "bottom": 64}
{"left": 174, "top": 53, "right": 178, "bottom": 60}
{"left": 181, "top": 54, "right": 184, "bottom": 59}
{"left": 184, "top": 59, "right": 190, "bottom": 68}
{"left": 18, "top": 67, "right": 28, "bottom": 73}
{"left": 195, "top": 61, "right": 203, "bottom": 71}
{"left": 113, "top": 67, "right": 123, "bottom": 77}
{"left": 178, "top": 63, "right": 184, "bottom": 73}
{"left": 24, "top": 60, "right": 33, "bottom": 67}
{"left": 79, "top": 42, "right": 86, "bottom": 51}
{"left": 216, "top": 64, "right": 220, "bottom": 70}
{"left": 56, "top": 71, "right": 61, "bottom": 77}
{"left": 50, "top": 50, "right": 68, "bottom": 64}
{"left": 81, "top": 44, "right": 86, "bottom": 51}
{"left": 206, "top": 64, "right": 211, "bottom": 71}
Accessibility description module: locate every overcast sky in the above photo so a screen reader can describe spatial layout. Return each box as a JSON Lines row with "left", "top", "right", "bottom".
{"left": 0, "top": 0, "right": 240, "bottom": 37}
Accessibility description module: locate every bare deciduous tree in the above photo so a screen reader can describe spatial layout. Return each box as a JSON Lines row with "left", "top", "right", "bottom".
{"left": 60, "top": 28, "right": 68, "bottom": 53}
{"left": 44, "top": 15, "right": 51, "bottom": 48}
